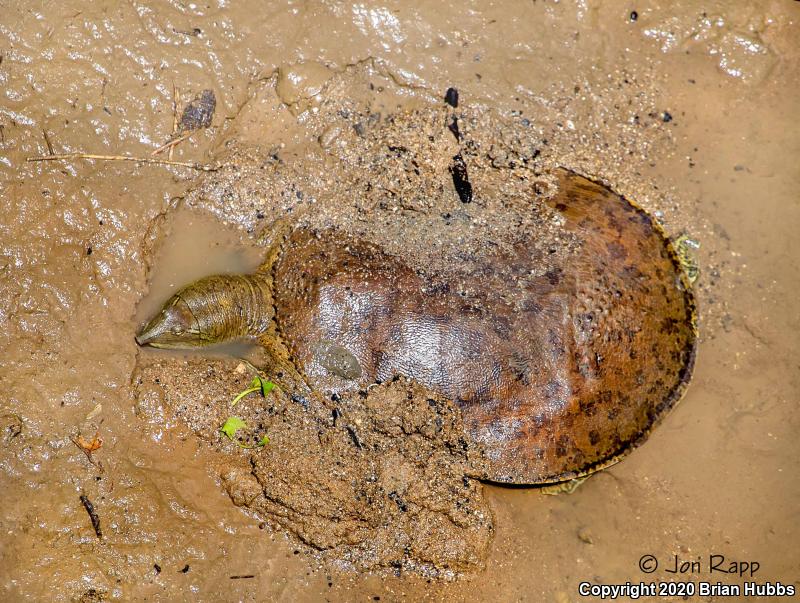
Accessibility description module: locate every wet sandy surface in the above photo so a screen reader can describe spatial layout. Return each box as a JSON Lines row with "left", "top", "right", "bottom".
{"left": 1, "top": 1, "right": 798, "bottom": 601}
{"left": 133, "top": 357, "right": 494, "bottom": 578}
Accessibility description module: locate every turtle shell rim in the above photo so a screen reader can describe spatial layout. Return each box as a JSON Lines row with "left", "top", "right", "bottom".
{"left": 483, "top": 170, "right": 699, "bottom": 487}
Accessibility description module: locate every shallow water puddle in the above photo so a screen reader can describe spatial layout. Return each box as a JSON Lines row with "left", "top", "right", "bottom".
{"left": 135, "top": 206, "right": 267, "bottom": 359}
{"left": 136, "top": 207, "right": 266, "bottom": 320}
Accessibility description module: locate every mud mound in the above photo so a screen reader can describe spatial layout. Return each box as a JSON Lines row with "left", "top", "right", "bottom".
{"left": 133, "top": 357, "right": 493, "bottom": 576}
{"left": 133, "top": 100, "right": 685, "bottom": 574}
{"left": 186, "top": 97, "right": 574, "bottom": 298}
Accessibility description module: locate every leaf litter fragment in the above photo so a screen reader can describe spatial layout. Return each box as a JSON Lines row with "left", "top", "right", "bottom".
{"left": 74, "top": 432, "right": 103, "bottom": 453}
{"left": 231, "top": 376, "right": 275, "bottom": 406}
{"left": 72, "top": 431, "right": 104, "bottom": 467}
{"left": 221, "top": 376, "right": 275, "bottom": 448}
{"left": 220, "top": 416, "right": 269, "bottom": 449}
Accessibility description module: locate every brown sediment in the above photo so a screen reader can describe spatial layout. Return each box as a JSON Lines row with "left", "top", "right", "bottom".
{"left": 1, "top": 1, "right": 798, "bottom": 601}
{"left": 133, "top": 357, "right": 493, "bottom": 576}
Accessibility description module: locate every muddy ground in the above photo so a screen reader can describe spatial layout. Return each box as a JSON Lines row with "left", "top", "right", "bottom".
{"left": 1, "top": 1, "right": 798, "bottom": 601}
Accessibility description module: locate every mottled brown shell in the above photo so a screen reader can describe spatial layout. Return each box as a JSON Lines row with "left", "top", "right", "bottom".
{"left": 271, "top": 170, "right": 697, "bottom": 484}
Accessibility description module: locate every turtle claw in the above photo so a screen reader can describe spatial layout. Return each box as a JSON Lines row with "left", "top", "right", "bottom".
{"left": 672, "top": 234, "right": 700, "bottom": 285}
{"left": 539, "top": 476, "right": 589, "bottom": 496}
{"left": 238, "top": 331, "right": 330, "bottom": 412}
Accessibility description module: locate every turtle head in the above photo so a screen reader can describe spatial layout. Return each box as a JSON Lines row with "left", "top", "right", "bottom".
{"left": 135, "top": 291, "right": 205, "bottom": 349}
{"left": 136, "top": 276, "right": 233, "bottom": 349}
{"left": 136, "top": 274, "right": 271, "bottom": 349}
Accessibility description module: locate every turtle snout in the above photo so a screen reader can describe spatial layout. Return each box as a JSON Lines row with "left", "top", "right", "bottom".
{"left": 136, "top": 296, "right": 202, "bottom": 348}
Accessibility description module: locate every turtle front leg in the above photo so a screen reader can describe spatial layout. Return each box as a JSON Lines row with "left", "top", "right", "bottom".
{"left": 231, "top": 328, "right": 329, "bottom": 412}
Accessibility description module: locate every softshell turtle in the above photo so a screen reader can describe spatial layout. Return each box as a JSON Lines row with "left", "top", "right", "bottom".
{"left": 136, "top": 169, "right": 697, "bottom": 485}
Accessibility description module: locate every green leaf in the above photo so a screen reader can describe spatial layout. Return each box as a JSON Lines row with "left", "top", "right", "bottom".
{"left": 230, "top": 376, "right": 276, "bottom": 406}
{"left": 220, "top": 416, "right": 248, "bottom": 440}
{"left": 257, "top": 377, "right": 276, "bottom": 397}
{"left": 220, "top": 417, "right": 269, "bottom": 449}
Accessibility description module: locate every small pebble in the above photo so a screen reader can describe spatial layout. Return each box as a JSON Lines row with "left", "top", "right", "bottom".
{"left": 444, "top": 87, "right": 459, "bottom": 108}
{"left": 577, "top": 526, "right": 594, "bottom": 544}
{"left": 180, "top": 89, "right": 216, "bottom": 131}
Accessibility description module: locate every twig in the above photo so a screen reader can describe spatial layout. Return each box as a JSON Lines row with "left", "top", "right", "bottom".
{"left": 170, "top": 83, "right": 180, "bottom": 161}
{"left": 229, "top": 575, "right": 256, "bottom": 580}
{"left": 79, "top": 494, "right": 103, "bottom": 540}
{"left": 27, "top": 153, "right": 218, "bottom": 171}
{"left": 42, "top": 129, "right": 55, "bottom": 155}
{"left": 151, "top": 131, "right": 192, "bottom": 156}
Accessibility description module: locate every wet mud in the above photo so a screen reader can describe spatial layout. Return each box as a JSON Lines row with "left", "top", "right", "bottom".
{"left": 133, "top": 359, "right": 493, "bottom": 577}
{"left": 1, "top": 1, "right": 799, "bottom": 601}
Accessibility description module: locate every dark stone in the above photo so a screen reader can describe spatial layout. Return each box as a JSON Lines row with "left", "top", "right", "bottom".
{"left": 179, "top": 89, "right": 216, "bottom": 131}
{"left": 444, "top": 87, "right": 459, "bottom": 108}
{"left": 449, "top": 153, "right": 473, "bottom": 203}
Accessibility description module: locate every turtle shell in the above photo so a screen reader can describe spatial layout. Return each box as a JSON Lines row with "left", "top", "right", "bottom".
{"left": 271, "top": 169, "right": 697, "bottom": 484}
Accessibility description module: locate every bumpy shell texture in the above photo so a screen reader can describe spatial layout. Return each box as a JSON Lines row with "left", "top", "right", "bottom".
{"left": 271, "top": 169, "right": 697, "bottom": 484}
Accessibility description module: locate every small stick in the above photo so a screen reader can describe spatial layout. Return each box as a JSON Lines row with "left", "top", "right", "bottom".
{"left": 151, "top": 131, "right": 192, "bottom": 156}
{"left": 27, "top": 153, "right": 218, "bottom": 172}
{"left": 79, "top": 494, "right": 103, "bottom": 540}
{"left": 345, "top": 425, "right": 363, "bottom": 449}
{"left": 42, "top": 129, "right": 55, "bottom": 155}
{"left": 170, "top": 83, "right": 180, "bottom": 161}
{"left": 229, "top": 575, "right": 256, "bottom": 580}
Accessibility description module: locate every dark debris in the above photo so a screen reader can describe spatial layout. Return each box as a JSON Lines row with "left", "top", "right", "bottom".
{"left": 79, "top": 494, "right": 102, "bottom": 540}
{"left": 449, "top": 153, "right": 473, "bottom": 203}
{"left": 180, "top": 89, "right": 216, "bottom": 131}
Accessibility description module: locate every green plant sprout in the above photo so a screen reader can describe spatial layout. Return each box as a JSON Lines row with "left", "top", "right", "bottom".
{"left": 231, "top": 375, "right": 276, "bottom": 406}
{"left": 220, "top": 416, "right": 269, "bottom": 449}
{"left": 220, "top": 375, "right": 275, "bottom": 449}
